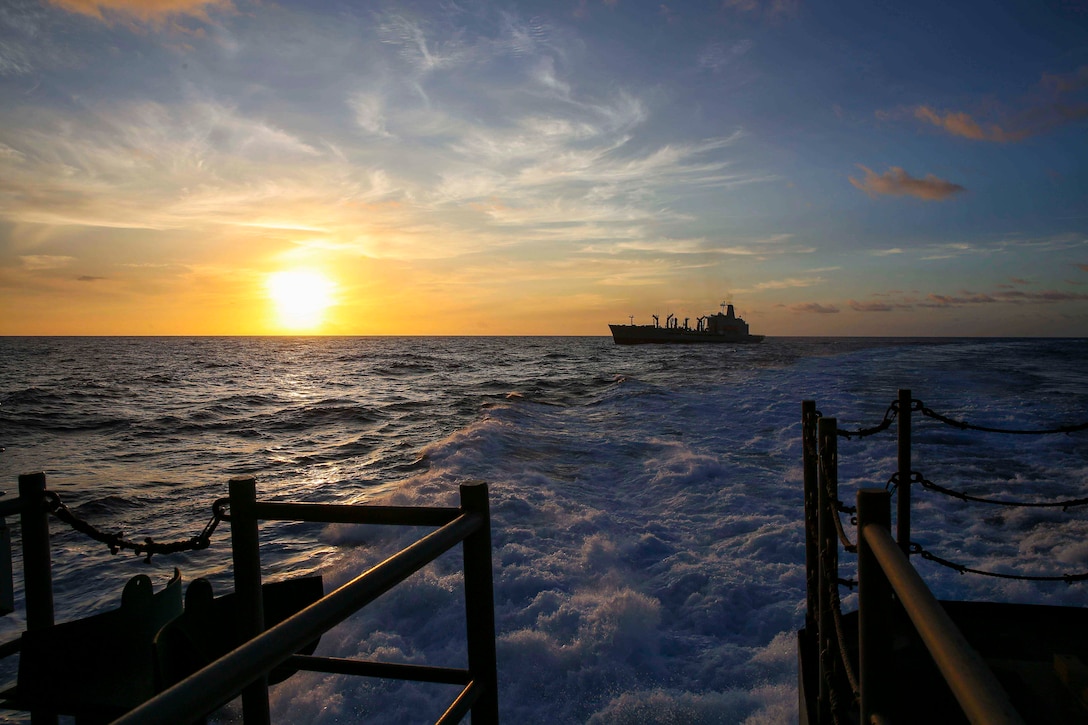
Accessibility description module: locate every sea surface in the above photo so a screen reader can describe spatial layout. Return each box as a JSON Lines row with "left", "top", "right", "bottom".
{"left": 0, "top": 336, "right": 1086, "bottom": 724}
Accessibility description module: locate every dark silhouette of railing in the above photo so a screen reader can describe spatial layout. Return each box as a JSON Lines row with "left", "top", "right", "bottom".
{"left": 801, "top": 389, "right": 1088, "bottom": 724}
{"left": 855, "top": 488, "right": 1021, "bottom": 724}
{"left": 0, "top": 473, "right": 499, "bottom": 724}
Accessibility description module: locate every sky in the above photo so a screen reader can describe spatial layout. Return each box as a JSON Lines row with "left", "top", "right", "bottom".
{"left": 1, "top": 0, "right": 1087, "bottom": 336}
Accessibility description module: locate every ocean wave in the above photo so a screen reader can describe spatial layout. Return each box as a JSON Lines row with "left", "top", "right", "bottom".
{"left": 1, "top": 336, "right": 1086, "bottom": 725}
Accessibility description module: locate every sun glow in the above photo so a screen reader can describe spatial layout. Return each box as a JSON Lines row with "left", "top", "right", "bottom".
{"left": 266, "top": 270, "right": 337, "bottom": 331}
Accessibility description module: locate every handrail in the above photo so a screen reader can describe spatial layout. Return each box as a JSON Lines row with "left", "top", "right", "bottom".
{"left": 1, "top": 474, "right": 499, "bottom": 724}
{"left": 801, "top": 393, "right": 1042, "bottom": 725}
{"left": 857, "top": 489, "right": 1024, "bottom": 725}
{"left": 114, "top": 510, "right": 484, "bottom": 725}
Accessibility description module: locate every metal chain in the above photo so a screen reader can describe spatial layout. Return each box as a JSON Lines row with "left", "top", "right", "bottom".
{"left": 44, "top": 490, "right": 230, "bottom": 563}
{"left": 912, "top": 471, "right": 1088, "bottom": 510}
{"left": 836, "top": 401, "right": 899, "bottom": 440}
{"left": 832, "top": 502, "right": 857, "bottom": 553}
{"left": 830, "top": 581, "right": 861, "bottom": 705}
{"left": 834, "top": 397, "right": 1088, "bottom": 440}
{"left": 915, "top": 401, "right": 1088, "bottom": 435}
{"left": 910, "top": 542, "right": 1088, "bottom": 584}
{"left": 817, "top": 565, "right": 861, "bottom": 722}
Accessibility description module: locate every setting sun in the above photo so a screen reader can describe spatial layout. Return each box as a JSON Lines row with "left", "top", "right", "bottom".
{"left": 266, "top": 270, "right": 337, "bottom": 331}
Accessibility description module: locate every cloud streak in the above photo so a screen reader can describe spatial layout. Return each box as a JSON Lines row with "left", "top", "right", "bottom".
{"left": 0, "top": 6, "right": 768, "bottom": 272}
{"left": 849, "top": 165, "right": 965, "bottom": 201}
{"left": 842, "top": 286, "right": 1088, "bottom": 312}
{"left": 913, "top": 106, "right": 1023, "bottom": 143}
{"left": 47, "top": 0, "right": 232, "bottom": 26}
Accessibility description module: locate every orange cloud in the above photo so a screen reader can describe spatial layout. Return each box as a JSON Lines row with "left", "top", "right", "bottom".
{"left": 849, "top": 166, "right": 965, "bottom": 201}
{"left": 908, "top": 66, "right": 1088, "bottom": 142}
{"left": 913, "top": 106, "right": 1024, "bottom": 143}
{"left": 47, "top": 0, "right": 232, "bottom": 25}
{"left": 844, "top": 163, "right": 966, "bottom": 199}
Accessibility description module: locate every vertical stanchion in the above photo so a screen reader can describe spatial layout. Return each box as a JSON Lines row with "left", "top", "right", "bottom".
{"left": 816, "top": 417, "right": 839, "bottom": 725}
{"left": 229, "top": 476, "right": 270, "bottom": 725}
{"left": 18, "top": 472, "right": 53, "bottom": 632}
{"left": 802, "top": 400, "right": 819, "bottom": 633}
{"left": 460, "top": 482, "right": 499, "bottom": 725}
{"left": 858, "top": 489, "right": 892, "bottom": 724}
{"left": 19, "top": 472, "right": 57, "bottom": 725}
{"left": 897, "top": 389, "right": 911, "bottom": 554}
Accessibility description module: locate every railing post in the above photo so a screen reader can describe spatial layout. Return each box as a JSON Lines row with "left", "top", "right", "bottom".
{"left": 229, "top": 476, "right": 270, "bottom": 725}
{"left": 897, "top": 388, "right": 911, "bottom": 554}
{"left": 802, "top": 401, "right": 819, "bottom": 634}
{"left": 816, "top": 417, "right": 839, "bottom": 725}
{"left": 19, "top": 472, "right": 57, "bottom": 725}
{"left": 18, "top": 472, "right": 53, "bottom": 631}
{"left": 460, "top": 482, "right": 499, "bottom": 725}
{"left": 857, "top": 489, "right": 893, "bottom": 724}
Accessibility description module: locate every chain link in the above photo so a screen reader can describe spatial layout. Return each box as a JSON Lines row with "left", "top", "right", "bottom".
{"left": 915, "top": 402, "right": 1088, "bottom": 435}
{"left": 910, "top": 542, "right": 1088, "bottom": 584}
{"left": 834, "top": 397, "right": 1088, "bottom": 441}
{"left": 912, "top": 470, "right": 1088, "bottom": 510}
{"left": 835, "top": 401, "right": 898, "bottom": 440}
{"left": 44, "top": 490, "right": 230, "bottom": 563}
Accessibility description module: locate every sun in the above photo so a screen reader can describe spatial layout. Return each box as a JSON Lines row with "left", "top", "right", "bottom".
{"left": 266, "top": 270, "right": 336, "bottom": 331}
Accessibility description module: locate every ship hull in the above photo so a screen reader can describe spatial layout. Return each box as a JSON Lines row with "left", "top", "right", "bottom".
{"left": 608, "top": 324, "right": 764, "bottom": 345}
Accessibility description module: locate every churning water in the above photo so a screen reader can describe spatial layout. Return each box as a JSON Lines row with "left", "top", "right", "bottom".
{"left": 1, "top": 336, "right": 1086, "bottom": 723}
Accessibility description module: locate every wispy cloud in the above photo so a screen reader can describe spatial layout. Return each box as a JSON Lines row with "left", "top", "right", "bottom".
{"left": 755, "top": 276, "right": 825, "bottom": 290}
{"left": 377, "top": 13, "right": 471, "bottom": 76}
{"left": 46, "top": 0, "right": 232, "bottom": 27}
{"left": 0, "top": 54, "right": 763, "bottom": 267}
{"left": 697, "top": 40, "right": 754, "bottom": 73}
{"left": 348, "top": 92, "right": 394, "bottom": 138}
{"left": 849, "top": 165, "right": 965, "bottom": 201}
{"left": 20, "top": 255, "right": 75, "bottom": 270}
{"left": 0, "top": 99, "right": 334, "bottom": 231}
{"left": 581, "top": 233, "right": 803, "bottom": 258}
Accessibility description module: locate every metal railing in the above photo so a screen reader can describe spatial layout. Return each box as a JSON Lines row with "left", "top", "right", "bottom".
{"left": 855, "top": 489, "right": 1023, "bottom": 725}
{"left": 802, "top": 393, "right": 1028, "bottom": 724}
{"left": 1, "top": 473, "right": 499, "bottom": 725}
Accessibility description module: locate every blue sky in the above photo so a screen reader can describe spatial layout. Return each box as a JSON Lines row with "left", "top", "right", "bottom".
{"left": 1, "top": 0, "right": 1086, "bottom": 335}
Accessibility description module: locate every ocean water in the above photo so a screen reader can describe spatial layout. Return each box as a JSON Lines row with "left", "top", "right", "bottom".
{"left": 0, "top": 336, "right": 1086, "bottom": 724}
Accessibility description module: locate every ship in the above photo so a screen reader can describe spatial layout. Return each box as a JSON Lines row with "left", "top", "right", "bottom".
{"left": 609, "top": 303, "right": 764, "bottom": 345}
